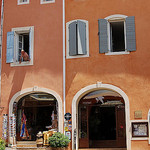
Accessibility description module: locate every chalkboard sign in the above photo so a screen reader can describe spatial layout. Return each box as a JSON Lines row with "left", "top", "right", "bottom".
{"left": 132, "top": 122, "right": 148, "bottom": 137}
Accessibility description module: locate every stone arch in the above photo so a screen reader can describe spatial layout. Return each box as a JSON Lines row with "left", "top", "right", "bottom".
{"left": 9, "top": 86, "right": 63, "bottom": 141}
{"left": 72, "top": 83, "right": 131, "bottom": 150}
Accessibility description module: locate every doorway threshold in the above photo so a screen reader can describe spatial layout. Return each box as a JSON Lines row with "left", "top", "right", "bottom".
{"left": 79, "top": 148, "right": 127, "bottom": 150}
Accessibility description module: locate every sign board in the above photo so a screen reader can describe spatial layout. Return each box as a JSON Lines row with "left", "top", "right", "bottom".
{"left": 68, "top": 125, "right": 72, "bottom": 130}
{"left": 132, "top": 122, "right": 148, "bottom": 137}
{"left": 134, "top": 111, "right": 142, "bottom": 119}
{"left": 65, "top": 131, "right": 71, "bottom": 140}
{"left": 65, "top": 127, "right": 68, "bottom": 131}
{"left": 2, "top": 114, "right": 8, "bottom": 140}
{"left": 64, "top": 113, "right": 71, "bottom": 120}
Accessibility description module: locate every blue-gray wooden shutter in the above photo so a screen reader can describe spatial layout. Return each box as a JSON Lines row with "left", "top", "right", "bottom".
{"left": 6, "top": 31, "right": 14, "bottom": 63}
{"left": 77, "top": 20, "right": 87, "bottom": 55}
{"left": 126, "top": 16, "right": 136, "bottom": 51}
{"left": 69, "top": 21, "right": 77, "bottom": 56}
{"left": 29, "top": 28, "right": 32, "bottom": 59}
{"left": 98, "top": 19, "right": 109, "bottom": 53}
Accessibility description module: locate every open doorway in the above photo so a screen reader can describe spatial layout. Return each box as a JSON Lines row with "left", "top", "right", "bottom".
{"left": 78, "top": 90, "right": 126, "bottom": 149}
{"left": 13, "top": 92, "right": 58, "bottom": 141}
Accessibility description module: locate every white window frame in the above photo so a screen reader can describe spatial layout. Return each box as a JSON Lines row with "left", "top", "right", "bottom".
{"left": 40, "top": 0, "right": 55, "bottom": 4}
{"left": 18, "top": 0, "right": 29, "bottom": 5}
{"left": 66, "top": 19, "right": 89, "bottom": 59}
{"left": 11, "top": 26, "right": 34, "bottom": 67}
{"left": 105, "top": 14, "right": 130, "bottom": 55}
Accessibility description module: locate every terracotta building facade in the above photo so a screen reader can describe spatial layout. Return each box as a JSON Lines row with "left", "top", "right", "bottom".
{"left": 65, "top": 0, "right": 150, "bottom": 150}
{"left": 0, "top": 0, "right": 64, "bottom": 147}
{"left": 0, "top": 0, "right": 150, "bottom": 150}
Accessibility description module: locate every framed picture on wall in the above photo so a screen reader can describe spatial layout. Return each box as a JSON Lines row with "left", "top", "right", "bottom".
{"left": 132, "top": 122, "right": 149, "bottom": 137}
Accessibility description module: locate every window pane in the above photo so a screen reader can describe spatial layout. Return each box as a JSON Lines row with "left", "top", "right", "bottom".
{"left": 110, "top": 21, "right": 125, "bottom": 52}
{"left": 23, "top": 34, "right": 29, "bottom": 55}
{"left": 19, "top": 43, "right": 22, "bottom": 49}
{"left": 20, "top": 0, "right": 27, "bottom": 2}
{"left": 19, "top": 35, "right": 22, "bottom": 43}
{"left": 18, "top": 33, "right": 29, "bottom": 62}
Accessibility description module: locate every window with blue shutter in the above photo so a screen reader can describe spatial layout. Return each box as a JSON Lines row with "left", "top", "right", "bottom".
{"left": 7, "top": 26, "right": 34, "bottom": 66}
{"left": 98, "top": 19, "right": 109, "bottom": 53}
{"left": 77, "top": 20, "right": 87, "bottom": 55}
{"left": 126, "top": 16, "right": 136, "bottom": 51}
{"left": 98, "top": 15, "right": 136, "bottom": 54}
{"left": 69, "top": 21, "right": 77, "bottom": 56}
{"left": 29, "top": 28, "right": 32, "bottom": 59}
{"left": 68, "top": 20, "right": 88, "bottom": 58}
{"left": 6, "top": 31, "right": 14, "bottom": 63}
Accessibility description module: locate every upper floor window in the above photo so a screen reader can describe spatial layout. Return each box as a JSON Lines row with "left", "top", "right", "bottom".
{"left": 41, "top": 0, "right": 55, "bottom": 4}
{"left": 18, "top": 0, "right": 29, "bottom": 5}
{"left": 98, "top": 15, "right": 136, "bottom": 55}
{"left": 6, "top": 26, "right": 34, "bottom": 67}
{"left": 66, "top": 20, "right": 89, "bottom": 59}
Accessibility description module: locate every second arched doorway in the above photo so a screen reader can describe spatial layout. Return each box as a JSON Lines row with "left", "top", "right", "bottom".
{"left": 78, "top": 89, "right": 126, "bottom": 148}
{"left": 72, "top": 83, "right": 131, "bottom": 150}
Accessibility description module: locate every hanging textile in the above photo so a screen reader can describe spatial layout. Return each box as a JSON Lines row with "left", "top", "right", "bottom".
{"left": 20, "top": 110, "right": 29, "bottom": 139}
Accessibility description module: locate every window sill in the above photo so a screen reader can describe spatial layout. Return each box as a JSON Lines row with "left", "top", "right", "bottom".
{"left": 41, "top": 0, "right": 55, "bottom": 4}
{"left": 131, "top": 137, "right": 148, "bottom": 141}
{"left": 105, "top": 51, "right": 130, "bottom": 55}
{"left": 66, "top": 54, "right": 89, "bottom": 59}
{"left": 18, "top": 2, "right": 29, "bottom": 5}
{"left": 10, "top": 61, "right": 33, "bottom": 67}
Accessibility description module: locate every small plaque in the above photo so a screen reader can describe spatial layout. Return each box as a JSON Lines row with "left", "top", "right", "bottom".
{"left": 134, "top": 111, "right": 142, "bottom": 119}
{"left": 65, "top": 131, "right": 71, "bottom": 140}
{"left": 132, "top": 122, "right": 148, "bottom": 137}
{"left": 65, "top": 127, "right": 68, "bottom": 131}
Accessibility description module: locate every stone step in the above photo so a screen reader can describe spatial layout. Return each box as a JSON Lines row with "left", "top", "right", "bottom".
{"left": 17, "top": 148, "right": 50, "bottom": 150}
{"left": 16, "top": 141, "right": 36, "bottom": 144}
{"left": 78, "top": 148, "right": 127, "bottom": 150}
{"left": 17, "top": 148, "right": 51, "bottom": 150}
{"left": 16, "top": 141, "right": 37, "bottom": 148}
{"left": 5, "top": 147, "right": 51, "bottom": 150}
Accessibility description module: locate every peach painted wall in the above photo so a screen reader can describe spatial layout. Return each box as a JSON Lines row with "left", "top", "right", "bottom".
{"left": 0, "top": 0, "right": 63, "bottom": 136}
{"left": 65, "top": 0, "right": 150, "bottom": 149}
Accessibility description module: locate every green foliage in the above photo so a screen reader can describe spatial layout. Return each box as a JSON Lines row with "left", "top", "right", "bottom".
{"left": 0, "top": 138, "right": 5, "bottom": 150}
{"left": 48, "top": 132, "right": 70, "bottom": 148}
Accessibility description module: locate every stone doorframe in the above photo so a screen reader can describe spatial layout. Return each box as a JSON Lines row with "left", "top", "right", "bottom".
{"left": 72, "top": 82, "right": 131, "bottom": 150}
{"left": 9, "top": 86, "right": 63, "bottom": 146}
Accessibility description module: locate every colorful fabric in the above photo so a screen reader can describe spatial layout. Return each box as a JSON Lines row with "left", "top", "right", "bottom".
{"left": 20, "top": 110, "right": 29, "bottom": 138}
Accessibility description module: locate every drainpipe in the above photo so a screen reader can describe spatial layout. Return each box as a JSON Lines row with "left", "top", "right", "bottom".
{"left": 0, "top": 0, "right": 4, "bottom": 106}
{"left": 62, "top": 0, "right": 66, "bottom": 129}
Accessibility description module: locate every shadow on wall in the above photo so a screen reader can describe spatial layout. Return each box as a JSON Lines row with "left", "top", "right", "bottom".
{"left": 7, "top": 68, "right": 27, "bottom": 108}
{"left": 65, "top": 53, "right": 150, "bottom": 97}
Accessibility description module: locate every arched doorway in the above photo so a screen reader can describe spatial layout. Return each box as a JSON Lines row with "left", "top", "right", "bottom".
{"left": 72, "top": 83, "right": 131, "bottom": 150}
{"left": 14, "top": 92, "right": 58, "bottom": 141}
{"left": 78, "top": 90, "right": 126, "bottom": 148}
{"left": 9, "top": 87, "right": 63, "bottom": 145}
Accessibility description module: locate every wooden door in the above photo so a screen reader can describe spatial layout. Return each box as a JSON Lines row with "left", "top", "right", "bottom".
{"left": 116, "top": 105, "right": 126, "bottom": 148}
{"left": 78, "top": 105, "right": 89, "bottom": 148}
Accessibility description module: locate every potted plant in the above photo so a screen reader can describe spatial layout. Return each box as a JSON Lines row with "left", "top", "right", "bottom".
{"left": 48, "top": 132, "right": 70, "bottom": 150}
{"left": 0, "top": 138, "right": 5, "bottom": 150}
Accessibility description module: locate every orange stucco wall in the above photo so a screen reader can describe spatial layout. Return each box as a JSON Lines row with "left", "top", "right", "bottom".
{"left": 0, "top": 0, "right": 63, "bottom": 136}
{"left": 65, "top": 0, "right": 150, "bottom": 149}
